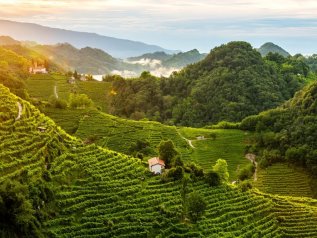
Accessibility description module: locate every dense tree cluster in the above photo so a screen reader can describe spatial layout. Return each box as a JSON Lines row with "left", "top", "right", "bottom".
{"left": 0, "top": 47, "right": 30, "bottom": 99}
{"left": 241, "top": 81, "right": 317, "bottom": 176}
{"left": 107, "top": 42, "right": 307, "bottom": 126}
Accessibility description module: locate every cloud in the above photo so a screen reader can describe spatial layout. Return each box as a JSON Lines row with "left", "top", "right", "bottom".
{"left": 1, "top": 0, "right": 317, "bottom": 54}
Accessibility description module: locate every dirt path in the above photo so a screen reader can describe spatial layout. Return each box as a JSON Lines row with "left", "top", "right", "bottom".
{"left": 15, "top": 102, "right": 22, "bottom": 121}
{"left": 245, "top": 153, "right": 258, "bottom": 181}
{"left": 177, "top": 131, "right": 195, "bottom": 148}
{"left": 54, "top": 85, "right": 58, "bottom": 99}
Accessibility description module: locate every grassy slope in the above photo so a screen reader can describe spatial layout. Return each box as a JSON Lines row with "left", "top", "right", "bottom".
{"left": 75, "top": 109, "right": 190, "bottom": 156}
{"left": 178, "top": 128, "right": 252, "bottom": 180}
{"left": 26, "top": 73, "right": 111, "bottom": 112}
{"left": 25, "top": 74, "right": 316, "bottom": 194}
{"left": 2, "top": 84, "right": 317, "bottom": 237}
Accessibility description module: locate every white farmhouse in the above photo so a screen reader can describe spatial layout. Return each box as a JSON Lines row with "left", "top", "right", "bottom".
{"left": 148, "top": 157, "right": 165, "bottom": 174}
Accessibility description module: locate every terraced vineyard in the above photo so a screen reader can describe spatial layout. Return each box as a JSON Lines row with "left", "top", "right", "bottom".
{"left": 1, "top": 83, "right": 317, "bottom": 237}
{"left": 26, "top": 73, "right": 111, "bottom": 111}
{"left": 178, "top": 128, "right": 252, "bottom": 180}
{"left": 254, "top": 163, "right": 313, "bottom": 197}
{"left": 43, "top": 108, "right": 86, "bottom": 134}
{"left": 75, "top": 109, "right": 190, "bottom": 157}
{"left": 0, "top": 85, "right": 72, "bottom": 183}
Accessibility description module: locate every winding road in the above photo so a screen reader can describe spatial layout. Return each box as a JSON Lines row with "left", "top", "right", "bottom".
{"left": 54, "top": 85, "right": 59, "bottom": 99}
{"left": 15, "top": 102, "right": 22, "bottom": 121}
{"left": 245, "top": 153, "right": 258, "bottom": 181}
{"left": 177, "top": 131, "right": 195, "bottom": 148}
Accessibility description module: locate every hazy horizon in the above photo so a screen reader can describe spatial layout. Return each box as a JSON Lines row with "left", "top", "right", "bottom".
{"left": 1, "top": 0, "right": 317, "bottom": 55}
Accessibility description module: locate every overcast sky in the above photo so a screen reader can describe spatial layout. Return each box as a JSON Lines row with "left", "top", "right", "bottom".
{"left": 1, "top": 0, "right": 317, "bottom": 54}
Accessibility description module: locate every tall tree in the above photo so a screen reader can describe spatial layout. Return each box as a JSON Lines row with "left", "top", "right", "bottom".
{"left": 212, "top": 159, "right": 229, "bottom": 182}
{"left": 186, "top": 192, "right": 207, "bottom": 223}
{"left": 158, "top": 140, "right": 178, "bottom": 168}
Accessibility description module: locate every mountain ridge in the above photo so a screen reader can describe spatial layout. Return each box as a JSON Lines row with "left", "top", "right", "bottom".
{"left": 0, "top": 19, "right": 177, "bottom": 58}
{"left": 258, "top": 42, "right": 290, "bottom": 57}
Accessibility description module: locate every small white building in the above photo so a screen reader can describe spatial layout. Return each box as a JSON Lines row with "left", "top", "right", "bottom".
{"left": 148, "top": 157, "right": 165, "bottom": 174}
{"left": 196, "top": 136, "right": 205, "bottom": 140}
{"left": 29, "top": 61, "right": 47, "bottom": 74}
{"left": 29, "top": 66, "right": 47, "bottom": 74}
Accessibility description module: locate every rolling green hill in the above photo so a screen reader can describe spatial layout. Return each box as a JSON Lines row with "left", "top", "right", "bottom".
{"left": 0, "top": 46, "right": 30, "bottom": 98}
{"left": 109, "top": 41, "right": 307, "bottom": 126}
{"left": 241, "top": 80, "right": 317, "bottom": 198}
{"left": 241, "top": 80, "right": 317, "bottom": 175}
{"left": 39, "top": 106, "right": 252, "bottom": 180}
{"left": 26, "top": 73, "right": 112, "bottom": 112}
{"left": 2, "top": 83, "right": 317, "bottom": 237}
{"left": 178, "top": 128, "right": 252, "bottom": 180}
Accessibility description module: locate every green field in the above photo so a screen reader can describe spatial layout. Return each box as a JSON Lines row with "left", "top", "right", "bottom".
{"left": 74, "top": 109, "right": 190, "bottom": 157}
{"left": 178, "top": 127, "right": 252, "bottom": 180}
{"left": 2, "top": 84, "right": 317, "bottom": 237}
{"left": 254, "top": 163, "right": 313, "bottom": 198}
{"left": 26, "top": 73, "right": 112, "bottom": 111}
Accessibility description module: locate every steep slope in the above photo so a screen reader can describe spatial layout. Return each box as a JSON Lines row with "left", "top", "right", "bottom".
{"left": 170, "top": 42, "right": 305, "bottom": 125}
{"left": 1, "top": 84, "right": 317, "bottom": 237}
{"left": 0, "top": 46, "right": 30, "bottom": 98}
{"left": 258, "top": 42, "right": 290, "bottom": 57}
{"left": 0, "top": 19, "right": 175, "bottom": 58}
{"left": 241, "top": 81, "right": 317, "bottom": 177}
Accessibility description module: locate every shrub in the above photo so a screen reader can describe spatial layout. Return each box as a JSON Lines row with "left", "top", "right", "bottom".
{"left": 186, "top": 163, "right": 204, "bottom": 180}
{"left": 212, "top": 159, "right": 229, "bottom": 182}
{"left": 237, "top": 164, "right": 255, "bottom": 181}
{"left": 239, "top": 180, "right": 253, "bottom": 192}
{"left": 205, "top": 171, "right": 221, "bottom": 186}
{"left": 186, "top": 192, "right": 207, "bottom": 223}
{"left": 167, "top": 166, "right": 184, "bottom": 181}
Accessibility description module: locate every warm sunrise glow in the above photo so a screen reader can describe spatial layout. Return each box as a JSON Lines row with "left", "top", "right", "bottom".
{"left": 1, "top": 0, "right": 317, "bottom": 53}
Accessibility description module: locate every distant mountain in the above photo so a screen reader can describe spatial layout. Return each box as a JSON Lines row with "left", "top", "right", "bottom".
{"left": 31, "top": 43, "right": 122, "bottom": 74}
{"left": 162, "top": 49, "right": 206, "bottom": 68}
{"left": 0, "top": 35, "right": 20, "bottom": 45}
{"left": 127, "top": 49, "right": 206, "bottom": 69}
{"left": 0, "top": 19, "right": 176, "bottom": 58}
{"left": 258, "top": 42, "right": 290, "bottom": 57}
{"left": 128, "top": 51, "right": 172, "bottom": 62}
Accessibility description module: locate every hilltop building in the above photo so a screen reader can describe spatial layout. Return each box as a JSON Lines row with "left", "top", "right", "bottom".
{"left": 29, "top": 61, "right": 47, "bottom": 74}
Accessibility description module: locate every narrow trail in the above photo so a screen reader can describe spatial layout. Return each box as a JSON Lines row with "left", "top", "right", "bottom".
{"left": 54, "top": 85, "right": 58, "bottom": 99}
{"left": 15, "top": 102, "right": 22, "bottom": 121}
{"left": 177, "top": 131, "right": 195, "bottom": 148}
{"left": 245, "top": 153, "right": 258, "bottom": 181}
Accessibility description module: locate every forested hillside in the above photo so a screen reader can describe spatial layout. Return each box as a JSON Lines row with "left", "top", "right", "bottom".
{"left": 241, "top": 81, "right": 317, "bottom": 178}
{"left": 0, "top": 46, "right": 30, "bottom": 98}
{"left": 1, "top": 83, "right": 317, "bottom": 237}
{"left": 109, "top": 42, "right": 308, "bottom": 126}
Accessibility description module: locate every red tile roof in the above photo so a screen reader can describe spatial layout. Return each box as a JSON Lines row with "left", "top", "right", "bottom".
{"left": 148, "top": 157, "right": 165, "bottom": 167}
